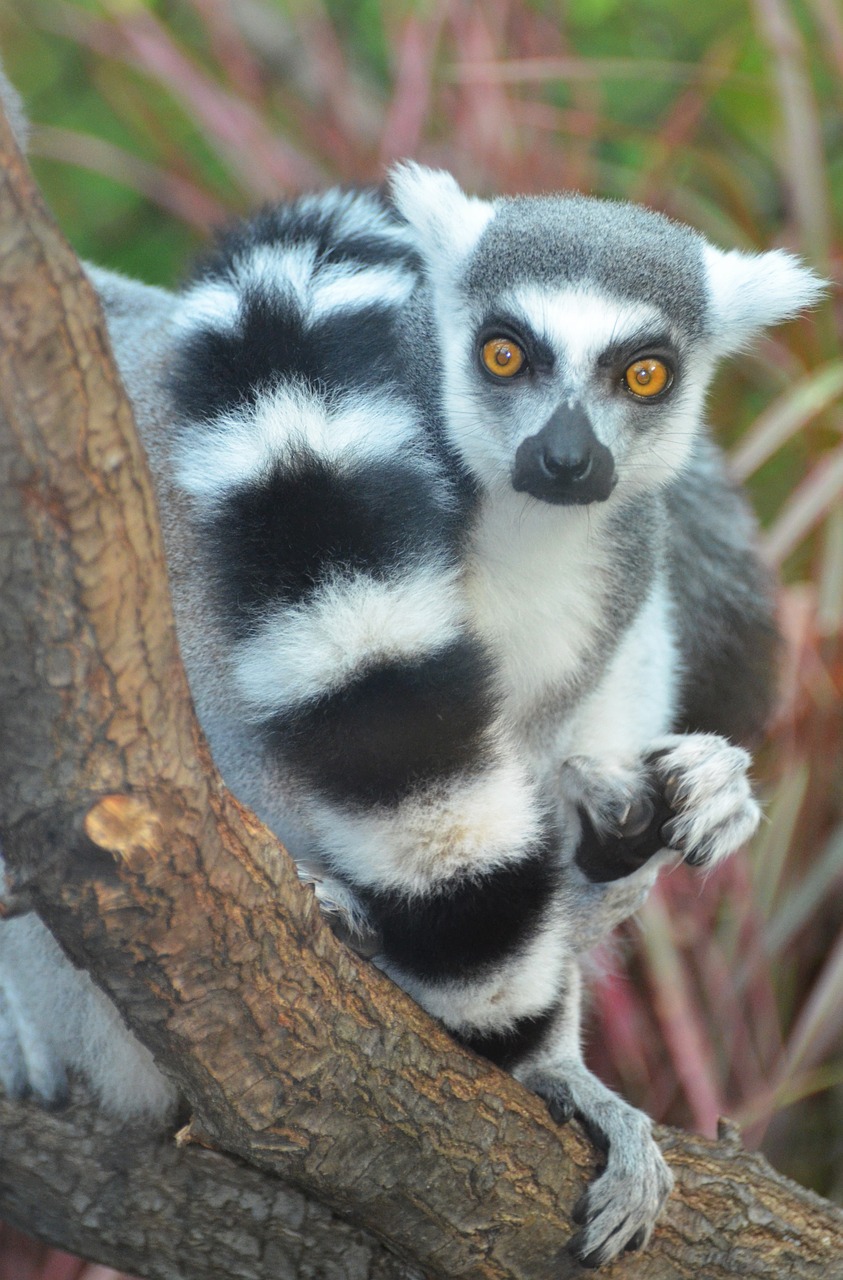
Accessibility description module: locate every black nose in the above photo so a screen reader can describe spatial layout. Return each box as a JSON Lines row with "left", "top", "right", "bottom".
{"left": 539, "top": 447, "right": 593, "bottom": 484}
{"left": 512, "top": 401, "right": 616, "bottom": 506}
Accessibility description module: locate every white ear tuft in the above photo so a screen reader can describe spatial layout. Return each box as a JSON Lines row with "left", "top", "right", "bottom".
{"left": 388, "top": 161, "right": 494, "bottom": 266}
{"left": 703, "top": 244, "right": 827, "bottom": 351}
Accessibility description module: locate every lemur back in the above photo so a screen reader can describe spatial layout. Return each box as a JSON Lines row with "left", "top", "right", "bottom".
{"left": 0, "top": 166, "right": 823, "bottom": 1269}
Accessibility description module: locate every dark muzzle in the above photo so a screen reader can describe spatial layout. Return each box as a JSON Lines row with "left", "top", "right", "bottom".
{"left": 512, "top": 401, "right": 616, "bottom": 506}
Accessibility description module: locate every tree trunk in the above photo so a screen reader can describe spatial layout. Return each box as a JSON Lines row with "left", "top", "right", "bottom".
{"left": 0, "top": 93, "right": 841, "bottom": 1280}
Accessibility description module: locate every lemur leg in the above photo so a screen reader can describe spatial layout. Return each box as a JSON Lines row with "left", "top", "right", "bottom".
{"left": 0, "top": 905, "right": 176, "bottom": 1118}
{"left": 566, "top": 857, "right": 670, "bottom": 955}
{"left": 514, "top": 960, "right": 673, "bottom": 1268}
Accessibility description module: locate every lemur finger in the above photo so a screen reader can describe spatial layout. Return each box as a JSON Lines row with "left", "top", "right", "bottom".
{"left": 646, "top": 733, "right": 752, "bottom": 807}
{"left": 298, "top": 869, "right": 383, "bottom": 958}
{"left": 644, "top": 733, "right": 760, "bottom": 867}
{"left": 573, "top": 1218, "right": 648, "bottom": 1267}
{"left": 624, "top": 1226, "right": 648, "bottom": 1253}
{"left": 667, "top": 801, "right": 762, "bottom": 869}
{"left": 546, "top": 1082, "right": 576, "bottom": 1127}
{"left": 569, "top": 1151, "right": 671, "bottom": 1268}
{"left": 559, "top": 756, "right": 645, "bottom": 836}
{"left": 618, "top": 794, "right": 654, "bottom": 838}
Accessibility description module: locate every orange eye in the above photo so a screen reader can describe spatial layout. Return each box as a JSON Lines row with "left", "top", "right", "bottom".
{"left": 624, "top": 357, "right": 671, "bottom": 398}
{"left": 481, "top": 337, "right": 526, "bottom": 378}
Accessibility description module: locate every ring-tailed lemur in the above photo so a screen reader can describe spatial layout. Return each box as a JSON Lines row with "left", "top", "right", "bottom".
{"left": 0, "top": 145, "right": 823, "bottom": 1265}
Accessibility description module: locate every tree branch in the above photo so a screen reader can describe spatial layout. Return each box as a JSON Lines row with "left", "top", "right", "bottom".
{"left": 0, "top": 1093, "right": 423, "bottom": 1280}
{"left": 0, "top": 93, "right": 841, "bottom": 1280}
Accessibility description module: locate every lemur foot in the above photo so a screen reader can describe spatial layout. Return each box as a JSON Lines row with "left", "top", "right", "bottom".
{"left": 297, "top": 866, "right": 382, "bottom": 958}
{"left": 518, "top": 1060, "right": 673, "bottom": 1267}
{"left": 647, "top": 732, "right": 761, "bottom": 869}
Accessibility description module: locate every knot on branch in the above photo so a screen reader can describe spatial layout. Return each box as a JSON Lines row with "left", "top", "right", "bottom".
{"left": 84, "top": 793, "right": 168, "bottom": 871}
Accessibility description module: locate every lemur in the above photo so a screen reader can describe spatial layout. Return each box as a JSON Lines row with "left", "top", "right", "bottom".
{"left": 0, "top": 144, "right": 823, "bottom": 1266}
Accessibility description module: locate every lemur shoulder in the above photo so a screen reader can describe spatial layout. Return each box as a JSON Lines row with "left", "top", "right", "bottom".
{"left": 0, "top": 137, "right": 824, "bottom": 1267}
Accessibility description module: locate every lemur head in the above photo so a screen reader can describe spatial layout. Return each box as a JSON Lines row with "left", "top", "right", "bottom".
{"left": 390, "top": 163, "right": 824, "bottom": 505}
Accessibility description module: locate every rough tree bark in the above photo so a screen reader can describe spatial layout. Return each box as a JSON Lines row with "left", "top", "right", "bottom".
{"left": 0, "top": 96, "right": 841, "bottom": 1280}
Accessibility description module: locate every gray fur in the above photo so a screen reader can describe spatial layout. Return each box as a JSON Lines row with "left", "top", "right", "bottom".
{"left": 467, "top": 194, "right": 710, "bottom": 336}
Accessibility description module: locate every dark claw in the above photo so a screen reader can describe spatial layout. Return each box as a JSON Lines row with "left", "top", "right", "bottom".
{"left": 568, "top": 1235, "right": 604, "bottom": 1270}
{"left": 619, "top": 795, "right": 654, "bottom": 838}
{"left": 40, "top": 1084, "right": 71, "bottom": 1112}
{"left": 547, "top": 1085, "right": 575, "bottom": 1126}
{"left": 624, "top": 1227, "right": 647, "bottom": 1253}
{"left": 662, "top": 774, "right": 683, "bottom": 809}
{"left": 329, "top": 918, "right": 383, "bottom": 959}
{"left": 572, "top": 1191, "right": 590, "bottom": 1225}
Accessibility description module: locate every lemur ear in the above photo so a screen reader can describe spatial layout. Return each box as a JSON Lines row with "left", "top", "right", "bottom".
{"left": 703, "top": 243, "right": 826, "bottom": 352}
{"left": 388, "top": 162, "right": 494, "bottom": 270}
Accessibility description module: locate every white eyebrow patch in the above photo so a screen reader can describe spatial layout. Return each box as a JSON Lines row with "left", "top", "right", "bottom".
{"left": 502, "top": 285, "right": 666, "bottom": 370}
{"left": 232, "top": 562, "right": 466, "bottom": 715}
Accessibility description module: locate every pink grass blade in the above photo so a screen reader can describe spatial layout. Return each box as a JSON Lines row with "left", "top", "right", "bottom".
{"left": 289, "top": 1, "right": 381, "bottom": 158}
{"left": 446, "top": 0, "right": 520, "bottom": 184}
{"left": 447, "top": 55, "right": 757, "bottom": 86}
{"left": 806, "top": 0, "right": 843, "bottom": 94}
{"left": 730, "top": 362, "right": 843, "bottom": 483}
{"left": 750, "top": 0, "right": 833, "bottom": 265}
{"left": 638, "top": 888, "right": 725, "bottom": 1134}
{"left": 750, "top": 762, "right": 811, "bottom": 923}
{"left": 39, "top": 1, "right": 324, "bottom": 196}
{"left": 632, "top": 36, "right": 740, "bottom": 207}
{"left": 771, "top": 925, "right": 843, "bottom": 1101}
{"left": 712, "top": 853, "right": 784, "bottom": 1069}
{"left": 378, "top": 12, "right": 444, "bottom": 165}
{"left": 31, "top": 125, "right": 228, "bottom": 231}
{"left": 114, "top": 10, "right": 325, "bottom": 194}
{"left": 184, "top": 0, "right": 268, "bottom": 104}
{"left": 695, "top": 930, "right": 771, "bottom": 1109}
{"left": 764, "top": 820, "right": 843, "bottom": 958}
{"left": 817, "top": 506, "right": 843, "bottom": 636}
{"left": 761, "top": 441, "right": 843, "bottom": 565}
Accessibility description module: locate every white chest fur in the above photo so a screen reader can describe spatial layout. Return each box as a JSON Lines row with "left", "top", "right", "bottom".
{"left": 465, "top": 488, "right": 679, "bottom": 776}
{"left": 465, "top": 489, "right": 615, "bottom": 720}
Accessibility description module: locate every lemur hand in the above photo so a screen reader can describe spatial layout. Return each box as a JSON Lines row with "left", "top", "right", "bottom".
{"left": 568, "top": 733, "right": 760, "bottom": 883}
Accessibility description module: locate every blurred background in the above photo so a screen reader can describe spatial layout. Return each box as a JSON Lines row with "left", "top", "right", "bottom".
{"left": 0, "top": 0, "right": 841, "bottom": 1274}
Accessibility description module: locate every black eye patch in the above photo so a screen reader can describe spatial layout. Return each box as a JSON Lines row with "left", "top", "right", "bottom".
{"left": 596, "top": 329, "right": 678, "bottom": 379}
{"left": 475, "top": 314, "right": 555, "bottom": 374}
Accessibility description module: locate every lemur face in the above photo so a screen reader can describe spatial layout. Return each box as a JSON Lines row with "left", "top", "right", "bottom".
{"left": 443, "top": 275, "right": 706, "bottom": 505}
{"left": 391, "top": 164, "right": 824, "bottom": 505}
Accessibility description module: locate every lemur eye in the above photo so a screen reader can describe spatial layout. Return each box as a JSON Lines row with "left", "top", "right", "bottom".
{"left": 481, "top": 337, "right": 527, "bottom": 378}
{"left": 624, "top": 357, "right": 672, "bottom": 399}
